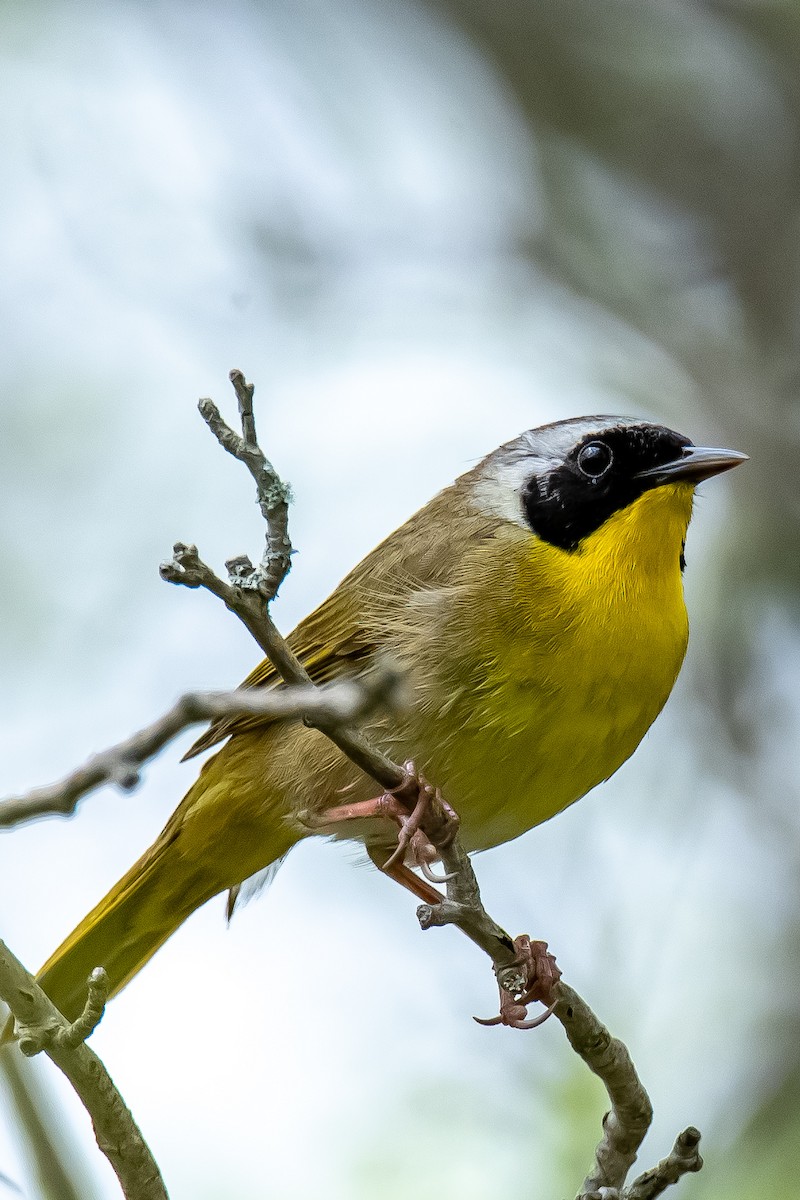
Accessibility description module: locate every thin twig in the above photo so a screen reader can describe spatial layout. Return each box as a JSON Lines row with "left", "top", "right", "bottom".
{"left": 554, "top": 984, "right": 654, "bottom": 1198}
{"left": 51, "top": 968, "right": 109, "bottom": 1051}
{"left": 623, "top": 1128, "right": 703, "bottom": 1199}
{"left": 162, "top": 375, "right": 409, "bottom": 790}
{"left": 0, "top": 671, "right": 402, "bottom": 830}
{"left": 199, "top": 367, "right": 293, "bottom": 600}
{"left": 160, "top": 559, "right": 408, "bottom": 793}
{"left": 417, "top": 837, "right": 524, "bottom": 994}
{"left": 419, "top": 844, "right": 675, "bottom": 1195}
{"left": 0, "top": 941, "right": 167, "bottom": 1200}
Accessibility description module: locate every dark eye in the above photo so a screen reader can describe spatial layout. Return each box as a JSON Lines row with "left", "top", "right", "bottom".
{"left": 577, "top": 441, "right": 613, "bottom": 479}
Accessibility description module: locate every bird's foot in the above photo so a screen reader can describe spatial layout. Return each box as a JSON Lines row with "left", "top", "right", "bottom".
{"left": 381, "top": 760, "right": 460, "bottom": 876}
{"left": 475, "top": 935, "right": 561, "bottom": 1030}
{"left": 319, "top": 761, "right": 459, "bottom": 883}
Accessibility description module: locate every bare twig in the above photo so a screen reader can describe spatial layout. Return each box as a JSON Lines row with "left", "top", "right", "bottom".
{"left": 165, "top": 371, "right": 702, "bottom": 1198}
{"left": 200, "top": 367, "right": 293, "bottom": 600}
{"left": 624, "top": 1128, "right": 703, "bottom": 1199}
{"left": 417, "top": 837, "right": 525, "bottom": 995}
{"left": 0, "top": 671, "right": 402, "bottom": 830}
{"left": 415, "top": 847, "right": 668, "bottom": 1193}
{"left": 161, "top": 550, "right": 408, "bottom": 788}
{"left": 0, "top": 941, "right": 167, "bottom": 1200}
{"left": 47, "top": 968, "right": 109, "bottom": 1052}
{"left": 159, "top": 541, "right": 314, "bottom": 689}
{"left": 419, "top": 874, "right": 694, "bottom": 1198}
{"left": 554, "top": 983, "right": 654, "bottom": 1198}
{"left": 160, "top": 376, "right": 409, "bottom": 795}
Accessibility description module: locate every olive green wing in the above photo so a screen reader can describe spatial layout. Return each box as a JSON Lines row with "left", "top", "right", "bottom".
{"left": 181, "top": 586, "right": 371, "bottom": 759}
{"left": 182, "top": 474, "right": 498, "bottom": 760}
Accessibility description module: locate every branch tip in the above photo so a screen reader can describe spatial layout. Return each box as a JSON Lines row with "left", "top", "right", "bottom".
{"left": 56, "top": 967, "right": 110, "bottom": 1050}
{"left": 16, "top": 966, "right": 109, "bottom": 1055}
{"left": 228, "top": 368, "right": 257, "bottom": 446}
{"left": 622, "top": 1127, "right": 703, "bottom": 1199}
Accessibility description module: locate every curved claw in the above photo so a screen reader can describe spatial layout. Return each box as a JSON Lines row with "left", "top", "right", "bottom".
{"left": 419, "top": 860, "right": 457, "bottom": 885}
{"left": 381, "top": 841, "right": 405, "bottom": 873}
{"left": 473, "top": 997, "right": 558, "bottom": 1031}
{"left": 509, "top": 1000, "right": 558, "bottom": 1030}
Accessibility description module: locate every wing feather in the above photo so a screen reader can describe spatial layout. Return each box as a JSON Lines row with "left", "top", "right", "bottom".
{"left": 183, "top": 474, "right": 499, "bottom": 759}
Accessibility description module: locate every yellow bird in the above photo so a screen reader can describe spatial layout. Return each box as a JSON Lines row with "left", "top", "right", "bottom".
{"left": 37, "top": 417, "right": 745, "bottom": 1021}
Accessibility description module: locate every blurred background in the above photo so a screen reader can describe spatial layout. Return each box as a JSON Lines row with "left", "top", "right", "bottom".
{"left": 0, "top": 0, "right": 797, "bottom": 1196}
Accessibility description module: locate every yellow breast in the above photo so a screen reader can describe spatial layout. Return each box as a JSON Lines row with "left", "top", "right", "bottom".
{"left": 398, "top": 483, "right": 694, "bottom": 852}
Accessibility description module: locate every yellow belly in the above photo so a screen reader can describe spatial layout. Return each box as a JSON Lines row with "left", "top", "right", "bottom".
{"left": 389, "top": 484, "right": 692, "bottom": 851}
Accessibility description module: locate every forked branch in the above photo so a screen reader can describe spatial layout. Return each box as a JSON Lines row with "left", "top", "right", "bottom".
{"left": 0, "top": 672, "right": 402, "bottom": 830}
{"left": 0, "top": 944, "right": 166, "bottom": 1200}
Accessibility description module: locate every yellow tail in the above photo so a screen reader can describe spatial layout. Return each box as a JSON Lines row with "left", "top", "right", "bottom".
{"left": 36, "top": 839, "right": 213, "bottom": 1023}
{"left": 36, "top": 739, "right": 303, "bottom": 1024}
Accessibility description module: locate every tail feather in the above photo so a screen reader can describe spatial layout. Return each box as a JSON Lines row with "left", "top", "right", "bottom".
{"left": 36, "top": 841, "right": 201, "bottom": 1023}
{"left": 31, "top": 728, "right": 308, "bottom": 1027}
{"left": 37, "top": 819, "right": 300, "bottom": 1025}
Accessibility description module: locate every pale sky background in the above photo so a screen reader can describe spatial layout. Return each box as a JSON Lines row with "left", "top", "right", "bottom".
{"left": 0, "top": 3, "right": 776, "bottom": 1199}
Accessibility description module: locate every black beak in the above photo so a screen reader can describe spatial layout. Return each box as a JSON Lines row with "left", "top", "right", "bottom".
{"left": 636, "top": 445, "right": 749, "bottom": 486}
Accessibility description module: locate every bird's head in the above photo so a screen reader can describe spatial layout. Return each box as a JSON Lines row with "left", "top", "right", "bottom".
{"left": 472, "top": 416, "right": 747, "bottom": 562}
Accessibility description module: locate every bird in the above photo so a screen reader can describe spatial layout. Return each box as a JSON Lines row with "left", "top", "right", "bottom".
{"left": 35, "top": 416, "right": 746, "bottom": 1022}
